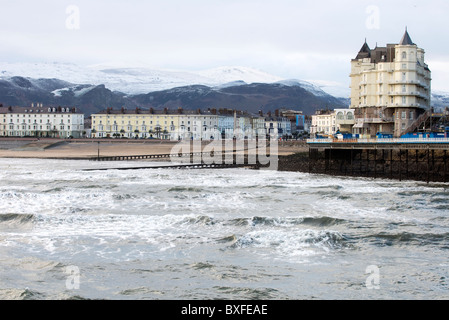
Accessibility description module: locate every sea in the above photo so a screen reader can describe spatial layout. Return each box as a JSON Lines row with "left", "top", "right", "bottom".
{"left": 0, "top": 158, "right": 448, "bottom": 300}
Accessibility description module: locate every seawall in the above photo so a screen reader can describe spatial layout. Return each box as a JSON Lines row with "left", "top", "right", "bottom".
{"left": 278, "top": 144, "right": 449, "bottom": 183}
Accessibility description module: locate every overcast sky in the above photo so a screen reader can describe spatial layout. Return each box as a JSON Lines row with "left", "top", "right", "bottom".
{"left": 1, "top": 0, "right": 449, "bottom": 92}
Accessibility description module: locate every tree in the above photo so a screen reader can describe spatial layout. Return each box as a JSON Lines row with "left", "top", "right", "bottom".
{"left": 155, "top": 126, "right": 161, "bottom": 139}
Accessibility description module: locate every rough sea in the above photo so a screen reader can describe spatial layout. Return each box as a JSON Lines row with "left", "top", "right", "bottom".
{"left": 0, "top": 158, "right": 448, "bottom": 300}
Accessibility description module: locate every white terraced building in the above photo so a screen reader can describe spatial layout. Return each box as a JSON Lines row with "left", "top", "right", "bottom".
{"left": 0, "top": 104, "right": 85, "bottom": 138}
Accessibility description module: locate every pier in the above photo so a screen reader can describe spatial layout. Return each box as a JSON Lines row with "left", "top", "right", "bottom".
{"left": 306, "top": 138, "right": 449, "bottom": 183}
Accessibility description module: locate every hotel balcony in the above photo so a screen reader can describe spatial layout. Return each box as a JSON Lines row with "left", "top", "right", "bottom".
{"left": 387, "top": 91, "right": 423, "bottom": 96}
{"left": 356, "top": 117, "right": 394, "bottom": 124}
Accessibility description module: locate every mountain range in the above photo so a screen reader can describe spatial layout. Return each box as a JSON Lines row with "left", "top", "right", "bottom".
{"left": 0, "top": 62, "right": 446, "bottom": 117}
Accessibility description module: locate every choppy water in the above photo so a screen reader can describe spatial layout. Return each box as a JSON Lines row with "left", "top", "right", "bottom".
{"left": 0, "top": 158, "right": 448, "bottom": 300}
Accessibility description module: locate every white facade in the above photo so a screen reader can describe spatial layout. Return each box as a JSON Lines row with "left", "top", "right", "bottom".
{"left": 311, "top": 112, "right": 335, "bottom": 137}
{"left": 265, "top": 117, "right": 291, "bottom": 138}
{"left": 177, "top": 114, "right": 219, "bottom": 140}
{"left": 311, "top": 109, "right": 355, "bottom": 136}
{"left": 1, "top": 105, "right": 84, "bottom": 138}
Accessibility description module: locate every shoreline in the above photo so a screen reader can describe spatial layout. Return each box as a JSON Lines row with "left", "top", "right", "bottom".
{"left": 0, "top": 138, "right": 307, "bottom": 160}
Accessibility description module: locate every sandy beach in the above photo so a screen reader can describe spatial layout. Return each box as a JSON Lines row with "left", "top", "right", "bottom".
{"left": 0, "top": 138, "right": 308, "bottom": 160}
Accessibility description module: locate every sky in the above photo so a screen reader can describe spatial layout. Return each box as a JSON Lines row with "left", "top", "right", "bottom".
{"left": 1, "top": 0, "right": 449, "bottom": 94}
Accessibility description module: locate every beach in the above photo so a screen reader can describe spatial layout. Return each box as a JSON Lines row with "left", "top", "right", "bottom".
{"left": 0, "top": 138, "right": 307, "bottom": 160}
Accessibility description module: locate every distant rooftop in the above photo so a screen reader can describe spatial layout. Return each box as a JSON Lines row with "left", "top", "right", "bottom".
{"left": 355, "top": 29, "right": 417, "bottom": 62}
{"left": 0, "top": 105, "right": 82, "bottom": 114}
{"left": 399, "top": 28, "right": 415, "bottom": 46}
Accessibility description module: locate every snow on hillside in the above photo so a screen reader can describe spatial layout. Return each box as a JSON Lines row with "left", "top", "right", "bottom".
{"left": 276, "top": 79, "right": 330, "bottom": 97}
{"left": 0, "top": 62, "right": 284, "bottom": 95}
{"left": 195, "top": 66, "right": 283, "bottom": 86}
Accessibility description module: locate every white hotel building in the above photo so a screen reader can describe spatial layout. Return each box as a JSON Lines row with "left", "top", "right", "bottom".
{"left": 0, "top": 104, "right": 85, "bottom": 138}
{"left": 350, "top": 29, "right": 431, "bottom": 137}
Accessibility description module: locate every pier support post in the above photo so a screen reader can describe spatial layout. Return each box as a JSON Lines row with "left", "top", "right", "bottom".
{"left": 390, "top": 149, "right": 393, "bottom": 179}
{"left": 444, "top": 150, "right": 447, "bottom": 183}
{"left": 406, "top": 149, "right": 409, "bottom": 181}
{"left": 374, "top": 149, "right": 377, "bottom": 179}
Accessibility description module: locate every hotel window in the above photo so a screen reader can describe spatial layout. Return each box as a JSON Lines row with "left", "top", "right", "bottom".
{"left": 401, "top": 111, "right": 406, "bottom": 119}
{"left": 402, "top": 97, "right": 407, "bottom": 105}
{"left": 402, "top": 52, "right": 407, "bottom": 60}
{"left": 409, "top": 111, "right": 414, "bottom": 120}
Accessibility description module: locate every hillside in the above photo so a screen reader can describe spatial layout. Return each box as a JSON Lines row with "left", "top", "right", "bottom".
{"left": 133, "top": 81, "right": 346, "bottom": 115}
{"left": 0, "top": 75, "right": 348, "bottom": 116}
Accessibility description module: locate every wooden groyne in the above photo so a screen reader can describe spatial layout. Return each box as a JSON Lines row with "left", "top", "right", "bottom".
{"left": 83, "top": 162, "right": 254, "bottom": 171}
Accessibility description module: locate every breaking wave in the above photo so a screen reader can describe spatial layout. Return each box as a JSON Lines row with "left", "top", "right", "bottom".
{"left": 230, "top": 229, "right": 348, "bottom": 257}
{"left": 0, "top": 213, "right": 35, "bottom": 231}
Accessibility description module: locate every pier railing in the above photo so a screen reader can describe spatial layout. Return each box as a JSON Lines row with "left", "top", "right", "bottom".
{"left": 307, "top": 138, "right": 449, "bottom": 144}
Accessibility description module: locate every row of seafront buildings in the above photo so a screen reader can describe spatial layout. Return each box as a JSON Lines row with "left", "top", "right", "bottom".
{"left": 90, "top": 108, "right": 303, "bottom": 140}
{"left": 0, "top": 103, "right": 307, "bottom": 140}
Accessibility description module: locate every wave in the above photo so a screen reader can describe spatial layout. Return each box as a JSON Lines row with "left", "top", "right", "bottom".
{"left": 0, "top": 288, "right": 45, "bottom": 300}
{"left": 363, "top": 231, "right": 449, "bottom": 247}
{"left": 0, "top": 213, "right": 35, "bottom": 223}
{"left": 213, "top": 286, "right": 280, "bottom": 300}
{"left": 225, "top": 216, "right": 345, "bottom": 228}
{"left": 0, "top": 213, "right": 35, "bottom": 231}
{"left": 230, "top": 229, "right": 348, "bottom": 256}
{"left": 167, "top": 187, "right": 205, "bottom": 192}
{"left": 178, "top": 215, "right": 216, "bottom": 226}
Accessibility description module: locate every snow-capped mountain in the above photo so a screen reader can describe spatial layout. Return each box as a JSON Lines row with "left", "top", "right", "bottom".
{"left": 196, "top": 66, "right": 283, "bottom": 86}
{"left": 0, "top": 62, "right": 351, "bottom": 98}
{"left": 0, "top": 62, "right": 285, "bottom": 95}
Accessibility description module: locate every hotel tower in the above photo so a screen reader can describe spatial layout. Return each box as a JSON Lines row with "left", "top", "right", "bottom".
{"left": 350, "top": 29, "right": 431, "bottom": 137}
